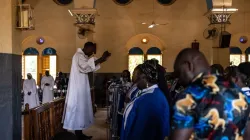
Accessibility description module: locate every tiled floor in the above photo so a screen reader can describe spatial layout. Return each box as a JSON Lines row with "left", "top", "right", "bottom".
{"left": 22, "top": 108, "right": 108, "bottom": 140}
{"left": 84, "top": 108, "right": 108, "bottom": 140}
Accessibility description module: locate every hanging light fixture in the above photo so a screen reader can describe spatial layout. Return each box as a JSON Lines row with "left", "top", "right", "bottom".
{"left": 141, "top": 37, "right": 149, "bottom": 44}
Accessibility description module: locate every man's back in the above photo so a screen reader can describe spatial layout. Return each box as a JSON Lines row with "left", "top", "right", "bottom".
{"left": 172, "top": 73, "right": 249, "bottom": 139}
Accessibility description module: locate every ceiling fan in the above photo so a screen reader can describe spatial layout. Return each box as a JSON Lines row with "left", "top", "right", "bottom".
{"left": 140, "top": 0, "right": 168, "bottom": 28}
{"left": 141, "top": 21, "right": 168, "bottom": 28}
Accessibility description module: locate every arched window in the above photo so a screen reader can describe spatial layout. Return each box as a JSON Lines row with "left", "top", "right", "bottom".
{"left": 128, "top": 47, "right": 144, "bottom": 75}
{"left": 245, "top": 47, "right": 250, "bottom": 62}
{"left": 113, "top": 0, "right": 133, "bottom": 5}
{"left": 230, "top": 47, "right": 244, "bottom": 66}
{"left": 157, "top": 0, "right": 176, "bottom": 5}
{"left": 22, "top": 47, "right": 39, "bottom": 83}
{"left": 42, "top": 47, "right": 57, "bottom": 79}
{"left": 147, "top": 47, "right": 162, "bottom": 65}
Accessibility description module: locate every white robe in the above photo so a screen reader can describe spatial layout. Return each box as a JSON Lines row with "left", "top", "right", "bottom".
{"left": 62, "top": 48, "right": 100, "bottom": 130}
{"left": 23, "top": 79, "right": 39, "bottom": 109}
{"left": 41, "top": 76, "right": 54, "bottom": 104}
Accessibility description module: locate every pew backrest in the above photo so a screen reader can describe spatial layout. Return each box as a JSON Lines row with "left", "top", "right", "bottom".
{"left": 23, "top": 98, "right": 66, "bottom": 140}
{"left": 50, "top": 97, "right": 65, "bottom": 136}
{"left": 32, "top": 103, "right": 53, "bottom": 140}
{"left": 23, "top": 104, "right": 32, "bottom": 140}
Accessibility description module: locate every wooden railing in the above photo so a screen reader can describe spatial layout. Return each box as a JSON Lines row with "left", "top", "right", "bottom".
{"left": 23, "top": 97, "right": 65, "bottom": 140}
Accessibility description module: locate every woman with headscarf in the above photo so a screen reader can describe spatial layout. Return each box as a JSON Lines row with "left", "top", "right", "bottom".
{"left": 120, "top": 61, "right": 170, "bottom": 140}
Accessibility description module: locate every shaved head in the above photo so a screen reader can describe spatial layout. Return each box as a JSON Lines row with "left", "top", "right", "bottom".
{"left": 174, "top": 48, "right": 210, "bottom": 86}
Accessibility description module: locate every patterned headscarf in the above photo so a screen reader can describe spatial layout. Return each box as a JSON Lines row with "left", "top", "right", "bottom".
{"left": 138, "top": 60, "right": 158, "bottom": 83}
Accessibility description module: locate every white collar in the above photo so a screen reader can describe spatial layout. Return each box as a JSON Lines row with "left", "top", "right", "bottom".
{"left": 77, "top": 48, "right": 88, "bottom": 58}
{"left": 77, "top": 48, "right": 83, "bottom": 53}
{"left": 141, "top": 84, "right": 158, "bottom": 93}
{"left": 242, "top": 87, "right": 250, "bottom": 91}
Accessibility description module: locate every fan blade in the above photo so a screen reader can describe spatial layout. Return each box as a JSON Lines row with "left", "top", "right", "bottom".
{"left": 148, "top": 24, "right": 154, "bottom": 28}
{"left": 156, "top": 23, "right": 168, "bottom": 26}
{"left": 142, "top": 22, "right": 147, "bottom": 25}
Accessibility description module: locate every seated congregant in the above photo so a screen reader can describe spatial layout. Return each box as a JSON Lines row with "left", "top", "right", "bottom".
{"left": 120, "top": 60, "right": 170, "bottom": 140}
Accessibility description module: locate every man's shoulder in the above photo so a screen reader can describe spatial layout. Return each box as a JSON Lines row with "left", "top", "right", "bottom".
{"left": 183, "top": 74, "right": 229, "bottom": 98}
{"left": 182, "top": 80, "right": 210, "bottom": 100}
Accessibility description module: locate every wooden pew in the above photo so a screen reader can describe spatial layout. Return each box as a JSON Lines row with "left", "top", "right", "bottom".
{"left": 32, "top": 103, "right": 53, "bottom": 140}
{"left": 50, "top": 97, "right": 66, "bottom": 136}
{"left": 23, "top": 104, "right": 33, "bottom": 140}
{"left": 23, "top": 97, "right": 66, "bottom": 140}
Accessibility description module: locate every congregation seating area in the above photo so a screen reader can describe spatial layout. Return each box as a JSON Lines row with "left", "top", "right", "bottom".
{"left": 22, "top": 97, "right": 65, "bottom": 140}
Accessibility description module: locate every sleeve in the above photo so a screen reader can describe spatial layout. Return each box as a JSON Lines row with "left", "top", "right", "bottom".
{"left": 41, "top": 77, "right": 45, "bottom": 89}
{"left": 23, "top": 81, "right": 28, "bottom": 95}
{"left": 32, "top": 79, "right": 37, "bottom": 94}
{"left": 172, "top": 92, "right": 196, "bottom": 130}
{"left": 93, "top": 57, "right": 101, "bottom": 71}
{"left": 78, "top": 55, "right": 100, "bottom": 73}
{"left": 50, "top": 77, "right": 54, "bottom": 88}
{"left": 128, "top": 99, "right": 170, "bottom": 140}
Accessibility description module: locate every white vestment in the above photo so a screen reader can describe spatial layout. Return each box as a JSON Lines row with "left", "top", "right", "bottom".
{"left": 41, "top": 76, "right": 54, "bottom": 104}
{"left": 62, "top": 48, "right": 100, "bottom": 130}
{"left": 23, "top": 79, "right": 39, "bottom": 109}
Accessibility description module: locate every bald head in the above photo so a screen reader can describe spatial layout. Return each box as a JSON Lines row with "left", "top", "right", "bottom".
{"left": 174, "top": 48, "right": 210, "bottom": 86}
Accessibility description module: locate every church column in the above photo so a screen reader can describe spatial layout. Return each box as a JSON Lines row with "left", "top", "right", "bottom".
{"left": 73, "top": 0, "right": 96, "bottom": 48}
{"left": 0, "top": 0, "right": 22, "bottom": 139}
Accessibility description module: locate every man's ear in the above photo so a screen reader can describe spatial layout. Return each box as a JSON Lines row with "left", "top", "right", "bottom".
{"left": 184, "top": 61, "right": 193, "bottom": 72}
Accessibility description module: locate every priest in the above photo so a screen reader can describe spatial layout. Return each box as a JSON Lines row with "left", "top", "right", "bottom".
{"left": 23, "top": 73, "right": 39, "bottom": 109}
{"left": 62, "top": 42, "right": 111, "bottom": 140}
{"left": 41, "top": 71, "right": 55, "bottom": 104}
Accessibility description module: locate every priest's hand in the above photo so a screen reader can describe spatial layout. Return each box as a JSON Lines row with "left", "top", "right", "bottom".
{"left": 101, "top": 51, "right": 111, "bottom": 62}
{"left": 95, "top": 51, "right": 111, "bottom": 65}
{"left": 28, "top": 92, "right": 31, "bottom": 95}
